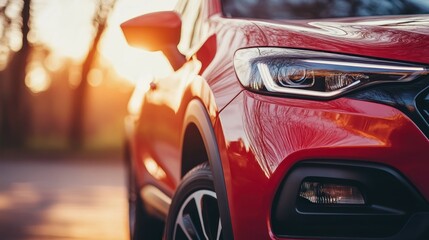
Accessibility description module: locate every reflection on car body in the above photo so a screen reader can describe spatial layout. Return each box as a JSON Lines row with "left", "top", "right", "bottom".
{"left": 122, "top": 0, "right": 429, "bottom": 239}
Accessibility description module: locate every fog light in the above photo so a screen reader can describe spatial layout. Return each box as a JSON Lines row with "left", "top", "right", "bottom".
{"left": 299, "top": 181, "right": 365, "bottom": 205}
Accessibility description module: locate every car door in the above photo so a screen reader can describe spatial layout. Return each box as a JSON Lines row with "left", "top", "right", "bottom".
{"left": 136, "top": 0, "right": 205, "bottom": 195}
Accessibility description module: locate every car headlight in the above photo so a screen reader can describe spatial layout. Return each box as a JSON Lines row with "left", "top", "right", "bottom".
{"left": 234, "top": 48, "right": 428, "bottom": 99}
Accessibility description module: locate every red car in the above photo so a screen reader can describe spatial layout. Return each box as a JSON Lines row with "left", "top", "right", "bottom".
{"left": 122, "top": 0, "right": 429, "bottom": 239}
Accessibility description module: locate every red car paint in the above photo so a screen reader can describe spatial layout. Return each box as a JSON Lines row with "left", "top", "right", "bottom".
{"left": 218, "top": 93, "right": 428, "bottom": 239}
{"left": 124, "top": 0, "right": 429, "bottom": 239}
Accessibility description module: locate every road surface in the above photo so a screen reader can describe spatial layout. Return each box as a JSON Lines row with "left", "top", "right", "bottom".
{"left": 0, "top": 154, "right": 128, "bottom": 240}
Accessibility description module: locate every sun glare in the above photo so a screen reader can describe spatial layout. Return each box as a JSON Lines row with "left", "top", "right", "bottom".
{"left": 25, "top": 64, "right": 51, "bottom": 93}
{"left": 32, "top": 0, "right": 96, "bottom": 61}
{"left": 31, "top": 0, "right": 178, "bottom": 87}
{"left": 31, "top": 0, "right": 177, "bottom": 85}
{"left": 100, "top": 0, "right": 178, "bottom": 84}
{"left": 88, "top": 68, "right": 103, "bottom": 87}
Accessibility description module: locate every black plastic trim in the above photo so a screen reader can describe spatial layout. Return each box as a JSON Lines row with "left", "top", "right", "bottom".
{"left": 349, "top": 76, "right": 429, "bottom": 139}
{"left": 181, "top": 100, "right": 234, "bottom": 239}
{"left": 272, "top": 160, "right": 429, "bottom": 239}
{"left": 416, "top": 85, "right": 429, "bottom": 129}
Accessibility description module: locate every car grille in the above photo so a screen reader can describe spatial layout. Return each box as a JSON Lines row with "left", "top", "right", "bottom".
{"left": 419, "top": 94, "right": 429, "bottom": 123}
{"left": 416, "top": 87, "right": 429, "bottom": 133}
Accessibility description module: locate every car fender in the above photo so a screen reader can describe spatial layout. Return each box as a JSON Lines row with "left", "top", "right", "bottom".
{"left": 181, "top": 99, "right": 234, "bottom": 239}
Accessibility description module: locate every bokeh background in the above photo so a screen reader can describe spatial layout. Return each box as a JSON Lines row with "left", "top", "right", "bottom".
{"left": 0, "top": 0, "right": 177, "bottom": 152}
{"left": 0, "top": 0, "right": 176, "bottom": 239}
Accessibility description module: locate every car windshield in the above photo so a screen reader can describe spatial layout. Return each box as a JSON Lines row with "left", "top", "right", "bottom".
{"left": 221, "top": 0, "right": 429, "bottom": 19}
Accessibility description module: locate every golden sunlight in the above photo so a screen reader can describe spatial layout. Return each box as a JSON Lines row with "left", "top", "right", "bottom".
{"left": 25, "top": 64, "right": 51, "bottom": 93}
{"left": 100, "top": 0, "right": 177, "bottom": 84}
{"left": 127, "top": 73, "right": 152, "bottom": 115}
{"left": 88, "top": 68, "right": 103, "bottom": 87}
{"left": 32, "top": 0, "right": 178, "bottom": 85}
{"left": 32, "top": 0, "right": 97, "bottom": 61}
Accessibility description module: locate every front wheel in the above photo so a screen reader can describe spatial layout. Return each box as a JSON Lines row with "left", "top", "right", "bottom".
{"left": 165, "top": 163, "right": 223, "bottom": 240}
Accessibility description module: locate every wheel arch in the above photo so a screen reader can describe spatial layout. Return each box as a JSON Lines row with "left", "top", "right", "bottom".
{"left": 180, "top": 99, "right": 234, "bottom": 239}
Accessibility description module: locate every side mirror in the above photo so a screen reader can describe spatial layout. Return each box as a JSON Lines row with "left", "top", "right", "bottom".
{"left": 121, "top": 11, "right": 186, "bottom": 70}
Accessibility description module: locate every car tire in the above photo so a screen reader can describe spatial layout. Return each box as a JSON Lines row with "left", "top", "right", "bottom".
{"left": 125, "top": 143, "right": 163, "bottom": 240}
{"left": 165, "top": 163, "right": 223, "bottom": 240}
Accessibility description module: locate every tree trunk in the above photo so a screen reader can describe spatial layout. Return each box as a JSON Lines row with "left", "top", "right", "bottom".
{"left": 69, "top": 0, "right": 117, "bottom": 149}
{"left": 0, "top": 0, "right": 31, "bottom": 148}
{"left": 69, "top": 23, "right": 105, "bottom": 148}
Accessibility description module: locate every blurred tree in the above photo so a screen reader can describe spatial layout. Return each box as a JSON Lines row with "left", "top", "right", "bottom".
{"left": 0, "top": 0, "right": 32, "bottom": 148}
{"left": 69, "top": 0, "right": 117, "bottom": 148}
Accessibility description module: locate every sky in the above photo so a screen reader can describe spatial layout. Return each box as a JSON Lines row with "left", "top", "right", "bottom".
{"left": 31, "top": 0, "right": 178, "bottom": 85}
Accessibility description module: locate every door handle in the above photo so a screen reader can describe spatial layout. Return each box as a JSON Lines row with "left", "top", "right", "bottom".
{"left": 149, "top": 82, "right": 157, "bottom": 91}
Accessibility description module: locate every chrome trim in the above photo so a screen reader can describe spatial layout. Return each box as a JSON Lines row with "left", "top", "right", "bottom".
{"left": 303, "top": 59, "right": 427, "bottom": 72}
{"left": 140, "top": 185, "right": 172, "bottom": 217}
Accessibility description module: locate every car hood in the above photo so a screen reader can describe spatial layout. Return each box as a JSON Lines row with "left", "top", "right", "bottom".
{"left": 252, "top": 15, "right": 429, "bottom": 65}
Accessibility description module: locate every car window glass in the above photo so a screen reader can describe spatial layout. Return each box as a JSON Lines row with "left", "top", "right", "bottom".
{"left": 222, "top": 0, "right": 429, "bottom": 19}
{"left": 177, "top": 0, "right": 202, "bottom": 53}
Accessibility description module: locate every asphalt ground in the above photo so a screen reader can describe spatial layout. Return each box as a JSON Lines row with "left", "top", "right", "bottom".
{"left": 0, "top": 154, "right": 129, "bottom": 240}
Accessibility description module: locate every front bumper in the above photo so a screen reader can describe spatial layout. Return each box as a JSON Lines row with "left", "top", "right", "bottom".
{"left": 216, "top": 90, "right": 429, "bottom": 239}
{"left": 273, "top": 161, "right": 429, "bottom": 239}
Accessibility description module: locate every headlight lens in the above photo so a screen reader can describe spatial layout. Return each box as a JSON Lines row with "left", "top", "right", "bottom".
{"left": 234, "top": 48, "right": 428, "bottom": 99}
